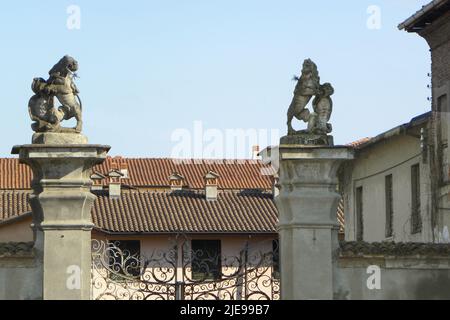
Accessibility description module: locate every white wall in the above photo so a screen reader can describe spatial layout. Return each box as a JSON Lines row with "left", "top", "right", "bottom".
{"left": 343, "top": 134, "right": 433, "bottom": 242}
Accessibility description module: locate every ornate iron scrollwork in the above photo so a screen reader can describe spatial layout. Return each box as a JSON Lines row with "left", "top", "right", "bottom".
{"left": 91, "top": 238, "right": 280, "bottom": 300}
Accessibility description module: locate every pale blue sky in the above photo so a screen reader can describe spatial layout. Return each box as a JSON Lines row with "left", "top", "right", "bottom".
{"left": 0, "top": 0, "right": 432, "bottom": 157}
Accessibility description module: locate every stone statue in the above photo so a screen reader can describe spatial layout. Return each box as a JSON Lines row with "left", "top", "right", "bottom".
{"left": 283, "top": 59, "right": 334, "bottom": 146}
{"left": 28, "top": 55, "right": 83, "bottom": 133}
{"left": 287, "top": 59, "right": 320, "bottom": 135}
{"left": 308, "top": 82, "right": 334, "bottom": 135}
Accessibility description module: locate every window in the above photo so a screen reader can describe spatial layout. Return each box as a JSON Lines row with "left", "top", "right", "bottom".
{"left": 385, "top": 174, "right": 393, "bottom": 238}
{"left": 411, "top": 164, "right": 422, "bottom": 234}
{"left": 108, "top": 240, "right": 141, "bottom": 279}
{"left": 437, "top": 94, "right": 448, "bottom": 113}
{"left": 272, "top": 239, "right": 280, "bottom": 279}
{"left": 191, "top": 240, "right": 221, "bottom": 280}
{"left": 355, "top": 186, "right": 363, "bottom": 241}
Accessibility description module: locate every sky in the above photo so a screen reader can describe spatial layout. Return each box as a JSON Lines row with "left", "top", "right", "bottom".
{"left": 0, "top": 0, "right": 433, "bottom": 158}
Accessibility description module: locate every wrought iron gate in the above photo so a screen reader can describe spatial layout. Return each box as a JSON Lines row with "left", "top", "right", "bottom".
{"left": 91, "top": 238, "right": 280, "bottom": 300}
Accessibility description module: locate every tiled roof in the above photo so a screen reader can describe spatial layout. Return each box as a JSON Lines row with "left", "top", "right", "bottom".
{"left": 0, "top": 159, "right": 33, "bottom": 190}
{"left": 0, "top": 190, "right": 346, "bottom": 234}
{"left": 92, "top": 190, "right": 277, "bottom": 233}
{"left": 0, "top": 190, "right": 277, "bottom": 234}
{"left": 0, "top": 158, "right": 273, "bottom": 190}
{"left": 0, "top": 191, "right": 31, "bottom": 222}
{"left": 346, "top": 138, "right": 372, "bottom": 148}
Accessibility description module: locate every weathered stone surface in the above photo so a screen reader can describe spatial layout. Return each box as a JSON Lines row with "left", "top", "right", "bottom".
{"left": 280, "top": 133, "right": 333, "bottom": 146}
{"left": 11, "top": 143, "right": 110, "bottom": 300}
{"left": 32, "top": 132, "right": 88, "bottom": 144}
{"left": 339, "top": 241, "right": 450, "bottom": 257}
{"left": 275, "top": 145, "right": 353, "bottom": 300}
{"left": 28, "top": 55, "right": 83, "bottom": 133}
{"left": 0, "top": 242, "right": 34, "bottom": 257}
{"left": 286, "top": 59, "right": 334, "bottom": 140}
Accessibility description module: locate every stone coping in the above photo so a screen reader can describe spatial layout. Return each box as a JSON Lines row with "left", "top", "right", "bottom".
{"left": 278, "top": 144, "right": 353, "bottom": 149}
{"left": 11, "top": 144, "right": 111, "bottom": 154}
{"left": 339, "top": 241, "right": 450, "bottom": 257}
{"left": 0, "top": 242, "right": 34, "bottom": 257}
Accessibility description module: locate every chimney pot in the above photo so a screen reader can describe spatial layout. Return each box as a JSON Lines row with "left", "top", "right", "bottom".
{"left": 90, "top": 172, "right": 106, "bottom": 191}
{"left": 204, "top": 171, "right": 219, "bottom": 201}
{"left": 120, "top": 163, "right": 129, "bottom": 179}
{"left": 169, "top": 172, "right": 185, "bottom": 191}
{"left": 272, "top": 174, "right": 280, "bottom": 199}
{"left": 109, "top": 181, "right": 121, "bottom": 199}
{"left": 107, "top": 169, "right": 123, "bottom": 198}
{"left": 252, "top": 145, "right": 261, "bottom": 160}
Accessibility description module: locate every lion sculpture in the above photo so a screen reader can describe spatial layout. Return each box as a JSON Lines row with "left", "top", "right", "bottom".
{"left": 28, "top": 55, "right": 83, "bottom": 133}
{"left": 286, "top": 59, "right": 334, "bottom": 136}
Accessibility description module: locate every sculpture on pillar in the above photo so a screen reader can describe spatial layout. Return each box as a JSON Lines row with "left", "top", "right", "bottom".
{"left": 284, "top": 58, "right": 334, "bottom": 146}
{"left": 28, "top": 55, "right": 83, "bottom": 133}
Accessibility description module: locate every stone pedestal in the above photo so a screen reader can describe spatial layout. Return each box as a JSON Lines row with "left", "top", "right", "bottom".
{"left": 275, "top": 144, "right": 353, "bottom": 300}
{"left": 11, "top": 133, "right": 110, "bottom": 300}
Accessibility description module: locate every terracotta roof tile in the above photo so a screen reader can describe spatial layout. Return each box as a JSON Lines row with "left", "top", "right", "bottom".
{"left": 0, "top": 157, "right": 273, "bottom": 190}
{"left": 346, "top": 137, "right": 372, "bottom": 148}
{"left": 0, "top": 190, "right": 278, "bottom": 233}
{"left": 0, "top": 190, "right": 345, "bottom": 234}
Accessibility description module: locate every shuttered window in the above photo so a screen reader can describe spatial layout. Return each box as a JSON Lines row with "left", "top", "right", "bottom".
{"left": 385, "top": 174, "right": 393, "bottom": 238}
{"left": 411, "top": 164, "right": 422, "bottom": 234}
{"left": 356, "top": 186, "right": 363, "bottom": 241}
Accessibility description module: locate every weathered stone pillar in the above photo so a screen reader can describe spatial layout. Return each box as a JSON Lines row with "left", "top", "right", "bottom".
{"left": 12, "top": 133, "right": 109, "bottom": 300}
{"left": 275, "top": 144, "right": 353, "bottom": 299}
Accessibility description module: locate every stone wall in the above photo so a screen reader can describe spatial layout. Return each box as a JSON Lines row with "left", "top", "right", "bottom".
{"left": 420, "top": 11, "right": 450, "bottom": 89}
{"left": 334, "top": 241, "right": 450, "bottom": 299}
{"left": 0, "top": 242, "right": 41, "bottom": 300}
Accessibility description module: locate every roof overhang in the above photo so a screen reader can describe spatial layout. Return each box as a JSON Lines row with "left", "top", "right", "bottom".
{"left": 398, "top": 0, "right": 450, "bottom": 32}
{"left": 93, "top": 226, "right": 278, "bottom": 236}
{"left": 0, "top": 211, "right": 32, "bottom": 228}
{"left": 355, "top": 112, "right": 431, "bottom": 150}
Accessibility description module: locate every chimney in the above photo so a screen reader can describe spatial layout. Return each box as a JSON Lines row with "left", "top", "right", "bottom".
{"left": 204, "top": 171, "right": 219, "bottom": 201}
{"left": 120, "top": 162, "right": 128, "bottom": 179}
{"left": 90, "top": 172, "right": 106, "bottom": 191}
{"left": 272, "top": 173, "right": 280, "bottom": 199}
{"left": 169, "top": 172, "right": 185, "bottom": 191}
{"left": 252, "top": 145, "right": 261, "bottom": 160}
{"left": 108, "top": 168, "right": 123, "bottom": 199}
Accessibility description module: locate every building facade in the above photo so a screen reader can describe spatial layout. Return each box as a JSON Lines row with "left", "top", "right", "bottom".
{"left": 342, "top": 1, "right": 450, "bottom": 243}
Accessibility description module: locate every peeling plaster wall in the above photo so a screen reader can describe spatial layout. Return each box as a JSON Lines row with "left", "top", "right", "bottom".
{"left": 343, "top": 134, "right": 434, "bottom": 242}
{"left": 334, "top": 255, "right": 450, "bottom": 300}
{"left": 0, "top": 256, "right": 41, "bottom": 300}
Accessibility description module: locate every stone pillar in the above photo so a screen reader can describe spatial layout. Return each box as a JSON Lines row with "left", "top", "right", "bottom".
{"left": 275, "top": 144, "right": 353, "bottom": 300}
{"left": 12, "top": 133, "right": 110, "bottom": 300}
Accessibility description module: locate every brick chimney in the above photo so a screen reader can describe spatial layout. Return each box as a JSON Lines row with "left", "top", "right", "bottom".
{"left": 108, "top": 168, "right": 123, "bottom": 199}
{"left": 169, "top": 172, "right": 185, "bottom": 191}
{"left": 90, "top": 172, "right": 106, "bottom": 191}
{"left": 204, "top": 171, "right": 219, "bottom": 201}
